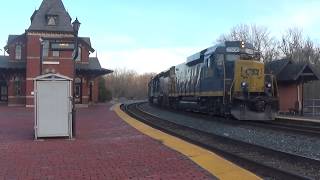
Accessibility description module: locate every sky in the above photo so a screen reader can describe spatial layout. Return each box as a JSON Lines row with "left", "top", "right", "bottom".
{"left": 0, "top": 0, "right": 320, "bottom": 74}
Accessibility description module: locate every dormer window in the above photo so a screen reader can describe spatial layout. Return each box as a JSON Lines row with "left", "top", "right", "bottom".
{"left": 47, "top": 15, "right": 58, "bottom": 26}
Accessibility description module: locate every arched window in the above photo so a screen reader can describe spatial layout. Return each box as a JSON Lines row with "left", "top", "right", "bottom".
{"left": 15, "top": 45, "right": 22, "bottom": 60}
{"left": 76, "top": 47, "right": 81, "bottom": 61}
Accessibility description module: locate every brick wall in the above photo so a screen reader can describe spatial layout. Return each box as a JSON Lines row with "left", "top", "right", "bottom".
{"left": 5, "top": 32, "right": 102, "bottom": 107}
{"left": 278, "top": 83, "right": 303, "bottom": 113}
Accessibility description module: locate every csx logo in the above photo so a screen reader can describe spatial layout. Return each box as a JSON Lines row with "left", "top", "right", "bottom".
{"left": 241, "top": 67, "right": 260, "bottom": 78}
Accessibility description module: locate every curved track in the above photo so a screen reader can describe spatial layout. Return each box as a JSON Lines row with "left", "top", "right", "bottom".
{"left": 122, "top": 102, "right": 320, "bottom": 180}
{"left": 251, "top": 120, "right": 320, "bottom": 137}
{"left": 151, "top": 102, "right": 320, "bottom": 137}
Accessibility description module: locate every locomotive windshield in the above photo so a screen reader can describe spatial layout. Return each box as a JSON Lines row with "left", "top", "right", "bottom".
{"left": 224, "top": 41, "right": 259, "bottom": 61}
{"left": 226, "top": 54, "right": 240, "bottom": 61}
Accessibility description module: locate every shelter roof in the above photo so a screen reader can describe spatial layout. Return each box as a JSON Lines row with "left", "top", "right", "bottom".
{"left": 265, "top": 59, "right": 320, "bottom": 82}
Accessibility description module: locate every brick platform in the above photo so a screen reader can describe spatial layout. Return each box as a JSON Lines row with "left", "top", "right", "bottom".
{"left": 0, "top": 104, "right": 214, "bottom": 180}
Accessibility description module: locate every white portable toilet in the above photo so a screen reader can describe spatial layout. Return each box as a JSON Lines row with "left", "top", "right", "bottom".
{"left": 34, "top": 73, "right": 73, "bottom": 139}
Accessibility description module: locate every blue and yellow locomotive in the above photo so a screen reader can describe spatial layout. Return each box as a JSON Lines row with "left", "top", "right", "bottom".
{"left": 148, "top": 41, "right": 278, "bottom": 120}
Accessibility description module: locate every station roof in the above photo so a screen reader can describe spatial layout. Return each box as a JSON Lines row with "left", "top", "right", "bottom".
{"left": 265, "top": 59, "right": 320, "bottom": 82}
{"left": 0, "top": 56, "right": 112, "bottom": 76}
{"left": 28, "top": 0, "right": 74, "bottom": 33}
{"left": 76, "top": 57, "right": 113, "bottom": 77}
{"left": 0, "top": 56, "right": 26, "bottom": 70}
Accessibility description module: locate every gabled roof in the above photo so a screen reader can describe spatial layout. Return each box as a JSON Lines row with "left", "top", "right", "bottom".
{"left": 34, "top": 73, "right": 72, "bottom": 81}
{"left": 266, "top": 59, "right": 320, "bottom": 82}
{"left": 0, "top": 56, "right": 26, "bottom": 70}
{"left": 80, "top": 37, "right": 94, "bottom": 52}
{"left": 265, "top": 58, "right": 291, "bottom": 75}
{"left": 28, "top": 0, "right": 73, "bottom": 32}
{"left": 4, "top": 34, "right": 26, "bottom": 51}
{"left": 309, "top": 65, "right": 320, "bottom": 80}
{"left": 277, "top": 63, "right": 306, "bottom": 81}
{"left": 7, "top": 35, "right": 20, "bottom": 44}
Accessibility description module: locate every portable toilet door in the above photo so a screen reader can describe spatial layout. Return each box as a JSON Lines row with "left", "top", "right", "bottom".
{"left": 34, "top": 73, "right": 73, "bottom": 139}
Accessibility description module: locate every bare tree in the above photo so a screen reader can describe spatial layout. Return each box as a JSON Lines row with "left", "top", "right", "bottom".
{"left": 104, "top": 68, "right": 156, "bottom": 100}
{"left": 279, "top": 28, "right": 304, "bottom": 60}
{"left": 279, "top": 28, "right": 320, "bottom": 64}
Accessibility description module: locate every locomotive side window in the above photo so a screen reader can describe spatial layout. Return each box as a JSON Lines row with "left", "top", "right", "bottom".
{"left": 215, "top": 54, "right": 224, "bottom": 67}
{"left": 208, "top": 55, "right": 215, "bottom": 68}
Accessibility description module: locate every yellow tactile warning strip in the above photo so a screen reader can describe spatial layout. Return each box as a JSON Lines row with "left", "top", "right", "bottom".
{"left": 114, "top": 104, "right": 262, "bottom": 180}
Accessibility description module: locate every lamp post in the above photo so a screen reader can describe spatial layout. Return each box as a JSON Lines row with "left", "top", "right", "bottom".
{"left": 72, "top": 18, "right": 81, "bottom": 137}
{"left": 39, "top": 38, "right": 44, "bottom": 75}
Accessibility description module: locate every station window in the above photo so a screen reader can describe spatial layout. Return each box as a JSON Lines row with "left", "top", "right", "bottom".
{"left": 75, "top": 47, "right": 81, "bottom": 61}
{"left": 15, "top": 45, "right": 22, "bottom": 60}
{"left": 74, "top": 78, "right": 82, "bottom": 98}
{"left": 75, "top": 84, "right": 81, "bottom": 98}
{"left": 42, "top": 41, "right": 49, "bottom": 57}
{"left": 52, "top": 50, "right": 59, "bottom": 57}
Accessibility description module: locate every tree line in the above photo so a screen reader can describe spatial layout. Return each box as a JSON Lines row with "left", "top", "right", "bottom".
{"left": 99, "top": 24, "right": 320, "bottom": 101}
{"left": 218, "top": 24, "right": 320, "bottom": 64}
{"left": 99, "top": 68, "right": 155, "bottom": 101}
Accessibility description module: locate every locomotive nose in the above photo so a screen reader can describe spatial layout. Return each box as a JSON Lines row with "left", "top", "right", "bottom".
{"left": 234, "top": 60, "right": 265, "bottom": 93}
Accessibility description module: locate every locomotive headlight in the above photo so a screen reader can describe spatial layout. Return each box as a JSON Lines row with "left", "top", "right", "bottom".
{"left": 266, "top": 83, "right": 272, "bottom": 88}
{"left": 241, "top": 82, "right": 248, "bottom": 88}
{"left": 241, "top": 41, "right": 245, "bottom": 48}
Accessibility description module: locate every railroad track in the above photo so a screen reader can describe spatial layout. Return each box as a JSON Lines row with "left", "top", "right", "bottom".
{"left": 149, "top": 102, "right": 320, "bottom": 137}
{"left": 254, "top": 120, "right": 320, "bottom": 137}
{"left": 122, "top": 102, "right": 320, "bottom": 180}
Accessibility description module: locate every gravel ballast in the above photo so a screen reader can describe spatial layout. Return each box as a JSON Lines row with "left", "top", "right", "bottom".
{"left": 141, "top": 103, "right": 320, "bottom": 160}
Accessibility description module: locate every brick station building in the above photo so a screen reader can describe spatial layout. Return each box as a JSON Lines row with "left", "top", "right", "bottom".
{"left": 0, "top": 0, "right": 112, "bottom": 107}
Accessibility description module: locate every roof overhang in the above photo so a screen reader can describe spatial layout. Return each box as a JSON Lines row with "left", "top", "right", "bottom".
{"left": 76, "top": 68, "right": 113, "bottom": 78}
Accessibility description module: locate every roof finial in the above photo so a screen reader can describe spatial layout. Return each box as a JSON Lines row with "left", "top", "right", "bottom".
{"left": 96, "top": 51, "right": 98, "bottom": 58}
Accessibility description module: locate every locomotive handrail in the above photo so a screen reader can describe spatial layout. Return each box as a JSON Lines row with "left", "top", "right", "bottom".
{"left": 229, "top": 80, "right": 235, "bottom": 102}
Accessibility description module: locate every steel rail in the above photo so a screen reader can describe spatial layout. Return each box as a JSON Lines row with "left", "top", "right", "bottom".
{"left": 122, "top": 102, "right": 318, "bottom": 180}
